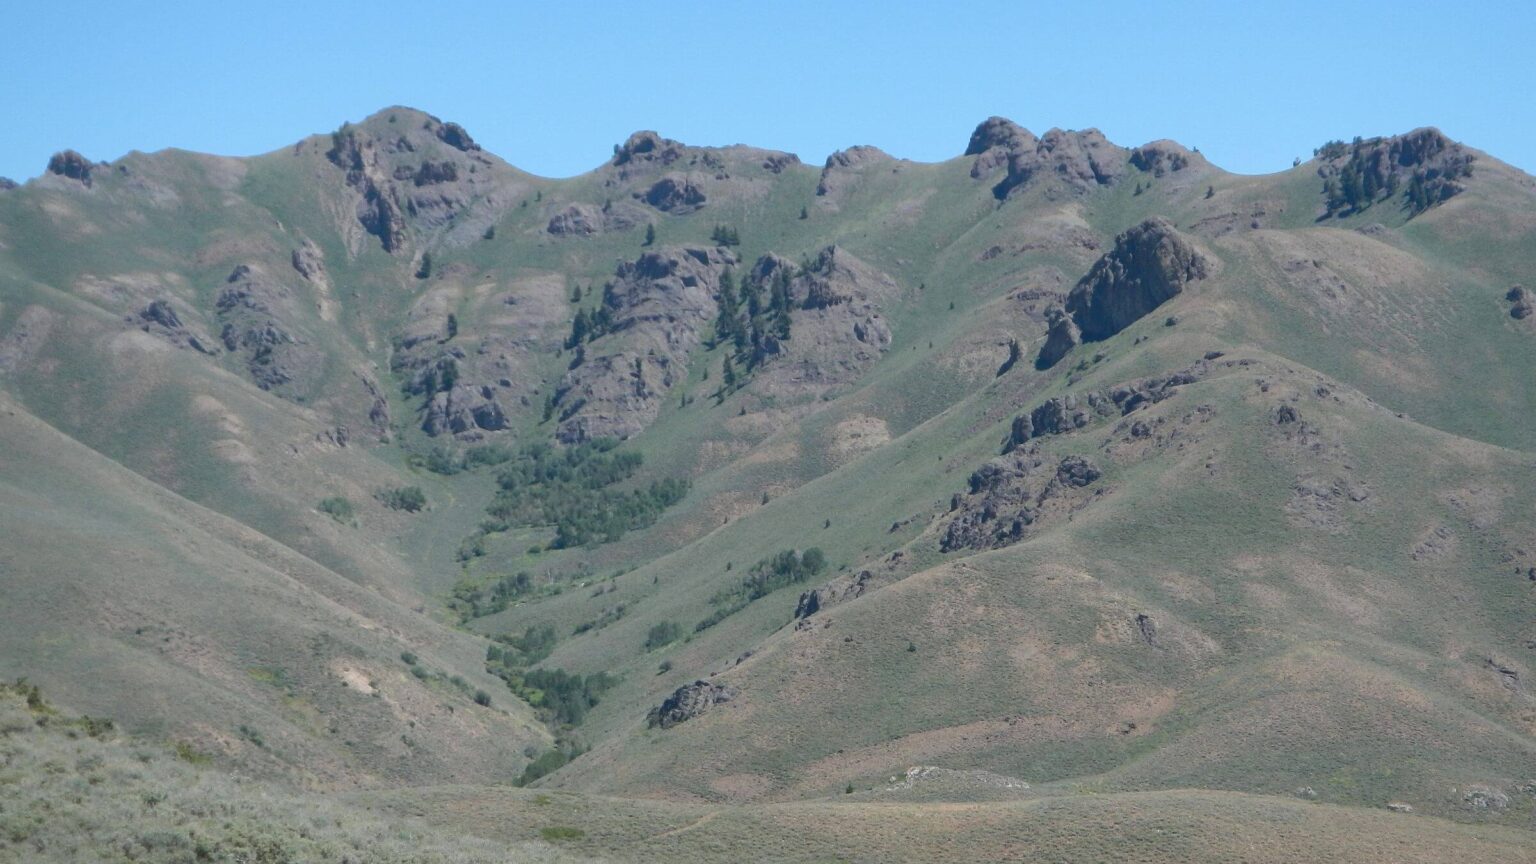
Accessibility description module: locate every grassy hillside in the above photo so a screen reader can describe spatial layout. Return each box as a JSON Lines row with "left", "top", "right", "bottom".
{"left": 1, "top": 109, "right": 1534, "bottom": 858}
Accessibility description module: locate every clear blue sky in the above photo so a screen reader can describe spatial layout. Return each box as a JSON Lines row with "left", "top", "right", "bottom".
{"left": 3, "top": 1, "right": 1533, "bottom": 182}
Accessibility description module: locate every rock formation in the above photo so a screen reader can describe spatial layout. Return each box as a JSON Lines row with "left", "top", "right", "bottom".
{"left": 1036, "top": 218, "right": 1209, "bottom": 367}
{"left": 553, "top": 246, "right": 735, "bottom": 442}
{"left": 648, "top": 680, "right": 737, "bottom": 729}
{"left": 46, "top": 150, "right": 95, "bottom": 187}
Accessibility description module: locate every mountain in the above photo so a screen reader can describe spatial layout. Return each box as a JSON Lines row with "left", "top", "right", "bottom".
{"left": 2, "top": 106, "right": 1535, "bottom": 862}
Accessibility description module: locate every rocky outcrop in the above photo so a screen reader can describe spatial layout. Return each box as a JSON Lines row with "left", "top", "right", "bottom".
{"left": 1006, "top": 395, "right": 1092, "bottom": 450}
{"left": 46, "top": 150, "right": 95, "bottom": 187}
{"left": 648, "top": 680, "right": 737, "bottom": 729}
{"left": 816, "top": 146, "right": 894, "bottom": 197}
{"left": 546, "top": 201, "right": 644, "bottom": 236}
{"left": 1068, "top": 218, "right": 1208, "bottom": 340}
{"left": 613, "top": 130, "right": 685, "bottom": 170}
{"left": 641, "top": 174, "right": 707, "bottom": 212}
{"left": 1316, "top": 128, "right": 1474, "bottom": 218}
{"left": 794, "top": 569, "right": 875, "bottom": 620}
{"left": 942, "top": 452, "right": 1104, "bottom": 552}
{"left": 131, "top": 299, "right": 218, "bottom": 355}
{"left": 1129, "top": 141, "right": 1200, "bottom": 177}
{"left": 423, "top": 383, "right": 507, "bottom": 436}
{"left": 553, "top": 246, "right": 735, "bottom": 443}
{"left": 1007, "top": 360, "right": 1216, "bottom": 451}
{"left": 761, "top": 153, "right": 800, "bottom": 174}
{"left": 1062, "top": 218, "right": 1204, "bottom": 339}
{"left": 1035, "top": 306, "right": 1081, "bottom": 370}
{"left": 993, "top": 129, "right": 1127, "bottom": 199}
{"left": 733, "top": 246, "right": 897, "bottom": 400}
{"left": 290, "top": 240, "right": 327, "bottom": 283}
{"left": 323, "top": 112, "right": 506, "bottom": 253}
{"left": 434, "top": 121, "right": 480, "bottom": 152}
{"left": 0, "top": 177, "right": 17, "bottom": 191}
{"left": 965, "top": 117, "right": 1037, "bottom": 179}
{"left": 216, "top": 264, "right": 325, "bottom": 396}
{"left": 1036, "top": 218, "right": 1208, "bottom": 368}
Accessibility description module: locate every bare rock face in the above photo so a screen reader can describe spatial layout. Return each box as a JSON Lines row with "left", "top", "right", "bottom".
{"left": 965, "top": 116, "right": 1037, "bottom": 179}
{"left": 641, "top": 174, "right": 707, "bottom": 212}
{"left": 816, "top": 146, "right": 894, "bottom": 197}
{"left": 941, "top": 452, "right": 1103, "bottom": 552}
{"left": 46, "top": 150, "right": 96, "bottom": 187}
{"left": 554, "top": 246, "right": 736, "bottom": 443}
{"left": 648, "top": 680, "right": 737, "bottom": 729}
{"left": 1129, "top": 141, "right": 1201, "bottom": 177}
{"left": 994, "top": 129, "right": 1127, "bottom": 199}
{"left": 738, "top": 246, "right": 897, "bottom": 399}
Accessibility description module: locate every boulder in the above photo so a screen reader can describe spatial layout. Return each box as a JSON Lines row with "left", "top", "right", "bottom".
{"left": 648, "top": 680, "right": 737, "bottom": 729}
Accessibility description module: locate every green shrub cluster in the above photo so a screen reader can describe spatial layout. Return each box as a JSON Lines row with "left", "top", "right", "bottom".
{"left": 375, "top": 486, "right": 427, "bottom": 512}
{"left": 644, "top": 621, "right": 682, "bottom": 651}
{"left": 695, "top": 548, "right": 825, "bottom": 632}
{"left": 317, "top": 496, "right": 353, "bottom": 523}
{"left": 449, "top": 571, "right": 537, "bottom": 620}
{"left": 711, "top": 263, "right": 800, "bottom": 394}
{"left": 482, "top": 439, "right": 688, "bottom": 549}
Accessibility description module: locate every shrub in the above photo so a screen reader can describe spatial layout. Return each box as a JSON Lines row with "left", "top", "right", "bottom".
{"left": 644, "top": 621, "right": 682, "bottom": 651}
{"left": 400, "top": 651, "right": 418, "bottom": 666}
{"left": 540, "top": 826, "right": 585, "bottom": 841}
{"left": 377, "top": 486, "right": 427, "bottom": 512}
{"left": 474, "top": 689, "right": 492, "bottom": 707}
{"left": 697, "top": 549, "right": 826, "bottom": 630}
{"left": 317, "top": 497, "right": 353, "bottom": 523}
{"left": 517, "top": 749, "right": 568, "bottom": 786}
